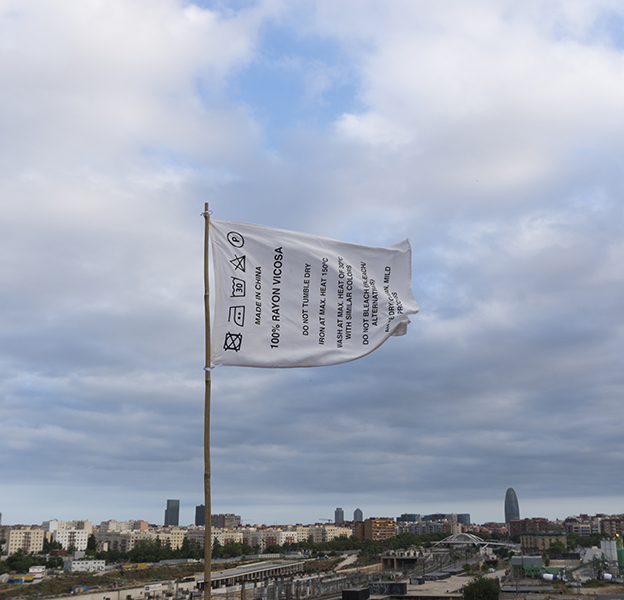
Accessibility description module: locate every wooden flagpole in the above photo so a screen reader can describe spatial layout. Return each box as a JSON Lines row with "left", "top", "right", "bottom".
{"left": 203, "top": 202, "right": 212, "bottom": 600}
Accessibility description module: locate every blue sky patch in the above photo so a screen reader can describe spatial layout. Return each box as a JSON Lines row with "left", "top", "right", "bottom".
{"left": 227, "top": 20, "right": 361, "bottom": 139}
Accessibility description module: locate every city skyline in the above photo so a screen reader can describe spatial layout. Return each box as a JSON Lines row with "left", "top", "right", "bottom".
{"left": 2, "top": 495, "right": 623, "bottom": 528}
{"left": 2, "top": 1, "right": 624, "bottom": 528}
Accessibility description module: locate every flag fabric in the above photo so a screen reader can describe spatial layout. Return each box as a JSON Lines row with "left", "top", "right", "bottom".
{"left": 210, "top": 219, "right": 419, "bottom": 368}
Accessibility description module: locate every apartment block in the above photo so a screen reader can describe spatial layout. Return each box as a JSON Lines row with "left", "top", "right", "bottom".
{"left": 94, "top": 527, "right": 183, "bottom": 553}
{"left": 509, "top": 517, "right": 560, "bottom": 538}
{"left": 241, "top": 528, "right": 264, "bottom": 550}
{"left": 322, "top": 525, "right": 352, "bottom": 541}
{"left": 396, "top": 520, "right": 457, "bottom": 535}
{"left": 53, "top": 528, "right": 89, "bottom": 551}
{"left": 186, "top": 527, "right": 206, "bottom": 548}
{"left": 186, "top": 526, "right": 244, "bottom": 549}
{"left": 520, "top": 532, "right": 567, "bottom": 554}
{"left": 151, "top": 527, "right": 187, "bottom": 550}
{"left": 564, "top": 514, "right": 603, "bottom": 536}
{"left": 306, "top": 525, "right": 325, "bottom": 544}
{"left": 600, "top": 517, "right": 624, "bottom": 536}
{"left": 212, "top": 528, "right": 244, "bottom": 546}
{"left": 211, "top": 514, "right": 241, "bottom": 529}
{"left": 262, "top": 528, "right": 297, "bottom": 548}
{"left": 353, "top": 517, "right": 396, "bottom": 541}
{"left": 283, "top": 525, "right": 310, "bottom": 543}
{"left": 43, "top": 520, "right": 93, "bottom": 534}
{"left": 3, "top": 526, "right": 44, "bottom": 556}
{"left": 95, "top": 530, "right": 153, "bottom": 553}
{"left": 98, "top": 520, "right": 148, "bottom": 532}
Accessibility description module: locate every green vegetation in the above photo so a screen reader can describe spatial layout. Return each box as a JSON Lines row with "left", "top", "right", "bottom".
{"left": 494, "top": 546, "right": 512, "bottom": 559}
{"left": 291, "top": 532, "right": 449, "bottom": 556}
{"left": 566, "top": 532, "right": 609, "bottom": 550}
{"left": 0, "top": 549, "right": 63, "bottom": 574}
{"left": 462, "top": 575, "right": 500, "bottom": 600}
{"left": 547, "top": 541, "right": 567, "bottom": 555}
{"left": 212, "top": 541, "right": 257, "bottom": 559}
{"left": 227, "top": 531, "right": 450, "bottom": 561}
{"left": 42, "top": 538, "right": 63, "bottom": 553}
{"left": 97, "top": 537, "right": 204, "bottom": 564}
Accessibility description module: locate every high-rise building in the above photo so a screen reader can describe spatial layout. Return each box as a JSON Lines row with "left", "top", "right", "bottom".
{"left": 397, "top": 513, "right": 419, "bottom": 523}
{"left": 457, "top": 514, "right": 471, "bottom": 525}
{"left": 164, "top": 499, "right": 180, "bottom": 526}
{"left": 354, "top": 508, "right": 363, "bottom": 522}
{"left": 195, "top": 505, "right": 205, "bottom": 527}
{"left": 334, "top": 508, "right": 344, "bottom": 524}
{"left": 423, "top": 513, "right": 446, "bottom": 522}
{"left": 505, "top": 488, "right": 520, "bottom": 523}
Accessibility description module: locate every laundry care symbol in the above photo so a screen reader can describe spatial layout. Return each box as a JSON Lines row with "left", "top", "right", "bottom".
{"left": 223, "top": 332, "right": 242, "bottom": 352}
{"left": 228, "top": 306, "right": 245, "bottom": 327}
{"left": 224, "top": 231, "right": 246, "bottom": 352}
{"left": 230, "top": 254, "right": 245, "bottom": 272}
{"left": 230, "top": 277, "right": 245, "bottom": 297}
{"left": 227, "top": 231, "right": 244, "bottom": 248}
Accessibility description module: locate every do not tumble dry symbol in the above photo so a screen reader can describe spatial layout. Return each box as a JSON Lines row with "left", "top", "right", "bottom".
{"left": 223, "top": 332, "right": 242, "bottom": 352}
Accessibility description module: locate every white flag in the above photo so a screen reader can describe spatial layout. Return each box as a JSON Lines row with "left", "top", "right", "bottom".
{"left": 210, "top": 220, "right": 419, "bottom": 368}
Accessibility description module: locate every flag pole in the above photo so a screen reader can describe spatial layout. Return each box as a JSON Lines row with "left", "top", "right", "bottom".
{"left": 203, "top": 202, "right": 212, "bottom": 600}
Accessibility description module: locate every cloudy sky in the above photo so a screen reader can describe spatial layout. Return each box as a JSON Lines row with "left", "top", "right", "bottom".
{"left": 2, "top": 0, "right": 624, "bottom": 528}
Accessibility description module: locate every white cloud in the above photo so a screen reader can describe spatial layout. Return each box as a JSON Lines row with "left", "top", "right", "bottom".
{"left": 312, "top": 1, "right": 624, "bottom": 204}
{"left": 2, "top": 0, "right": 624, "bottom": 528}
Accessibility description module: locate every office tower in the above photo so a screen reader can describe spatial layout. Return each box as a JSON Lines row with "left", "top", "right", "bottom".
{"left": 423, "top": 513, "right": 446, "bottom": 522}
{"left": 457, "top": 514, "right": 471, "bottom": 525}
{"left": 195, "top": 504, "right": 205, "bottom": 526}
{"left": 354, "top": 508, "right": 363, "bottom": 522}
{"left": 504, "top": 488, "right": 520, "bottom": 523}
{"left": 334, "top": 508, "right": 344, "bottom": 524}
{"left": 397, "top": 513, "right": 420, "bottom": 523}
{"left": 164, "top": 499, "right": 180, "bottom": 526}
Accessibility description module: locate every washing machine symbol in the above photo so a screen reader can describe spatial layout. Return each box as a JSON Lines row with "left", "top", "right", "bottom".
{"left": 230, "top": 277, "right": 246, "bottom": 297}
